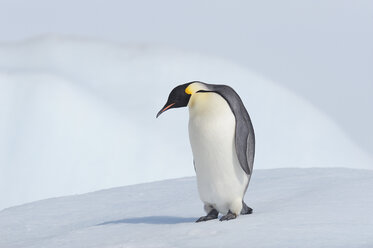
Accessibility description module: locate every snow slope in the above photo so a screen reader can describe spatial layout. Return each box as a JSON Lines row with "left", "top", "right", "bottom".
{"left": 1, "top": 168, "right": 372, "bottom": 248}
{"left": 0, "top": 36, "right": 372, "bottom": 210}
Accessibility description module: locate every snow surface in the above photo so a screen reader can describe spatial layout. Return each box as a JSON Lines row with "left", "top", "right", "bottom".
{"left": 1, "top": 168, "right": 372, "bottom": 248}
{"left": 1, "top": 36, "right": 372, "bottom": 210}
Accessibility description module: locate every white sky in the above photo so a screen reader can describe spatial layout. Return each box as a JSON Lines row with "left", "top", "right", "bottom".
{"left": 1, "top": 0, "right": 372, "bottom": 154}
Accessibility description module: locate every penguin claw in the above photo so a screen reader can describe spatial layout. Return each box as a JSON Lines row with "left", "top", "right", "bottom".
{"left": 219, "top": 211, "right": 237, "bottom": 221}
{"left": 196, "top": 209, "right": 219, "bottom": 222}
{"left": 195, "top": 215, "right": 218, "bottom": 222}
{"left": 241, "top": 201, "right": 253, "bottom": 215}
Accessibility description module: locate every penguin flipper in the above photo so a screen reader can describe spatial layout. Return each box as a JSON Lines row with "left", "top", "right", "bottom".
{"left": 197, "top": 84, "right": 255, "bottom": 175}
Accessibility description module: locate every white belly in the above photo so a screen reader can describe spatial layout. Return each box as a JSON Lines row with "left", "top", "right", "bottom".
{"left": 188, "top": 92, "right": 248, "bottom": 214}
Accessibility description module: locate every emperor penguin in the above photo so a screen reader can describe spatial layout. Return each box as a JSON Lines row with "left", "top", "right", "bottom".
{"left": 157, "top": 81, "right": 255, "bottom": 222}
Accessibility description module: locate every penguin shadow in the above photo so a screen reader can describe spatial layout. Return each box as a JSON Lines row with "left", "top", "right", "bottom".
{"left": 97, "top": 216, "right": 196, "bottom": 225}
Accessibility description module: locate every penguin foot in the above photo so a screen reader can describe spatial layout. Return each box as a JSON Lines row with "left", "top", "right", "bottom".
{"left": 241, "top": 201, "right": 253, "bottom": 215}
{"left": 196, "top": 209, "right": 218, "bottom": 222}
{"left": 219, "top": 211, "right": 237, "bottom": 221}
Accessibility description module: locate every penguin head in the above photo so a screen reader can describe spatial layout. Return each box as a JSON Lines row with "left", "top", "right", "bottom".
{"left": 156, "top": 83, "right": 192, "bottom": 118}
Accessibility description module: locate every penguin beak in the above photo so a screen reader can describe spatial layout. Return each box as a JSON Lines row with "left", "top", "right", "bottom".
{"left": 156, "top": 103, "right": 175, "bottom": 118}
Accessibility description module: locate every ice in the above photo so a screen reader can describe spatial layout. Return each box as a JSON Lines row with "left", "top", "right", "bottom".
{"left": 0, "top": 168, "right": 372, "bottom": 248}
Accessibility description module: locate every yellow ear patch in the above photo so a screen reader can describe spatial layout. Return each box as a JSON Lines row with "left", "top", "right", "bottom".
{"left": 185, "top": 84, "right": 193, "bottom": 95}
{"left": 185, "top": 82, "right": 208, "bottom": 95}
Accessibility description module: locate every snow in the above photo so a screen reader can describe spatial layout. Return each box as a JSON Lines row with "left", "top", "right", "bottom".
{"left": 0, "top": 36, "right": 372, "bottom": 210}
{"left": 0, "top": 168, "right": 372, "bottom": 248}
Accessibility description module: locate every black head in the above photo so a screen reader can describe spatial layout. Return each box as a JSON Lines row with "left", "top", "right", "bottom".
{"left": 156, "top": 83, "right": 192, "bottom": 118}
